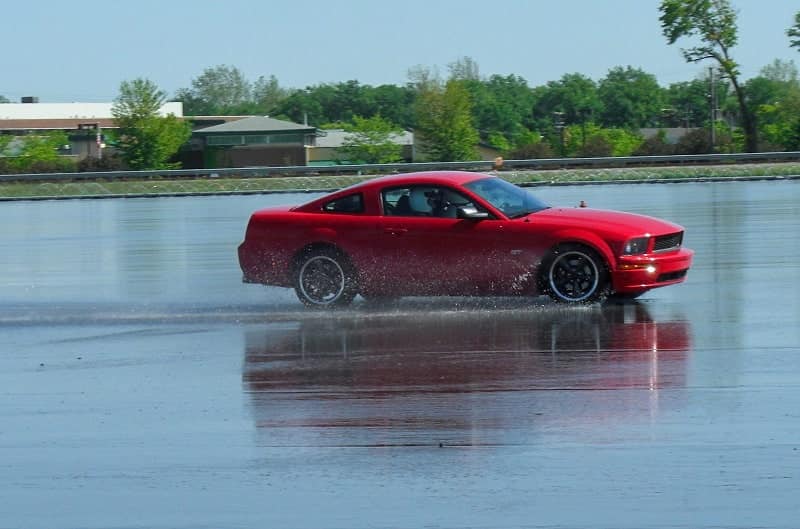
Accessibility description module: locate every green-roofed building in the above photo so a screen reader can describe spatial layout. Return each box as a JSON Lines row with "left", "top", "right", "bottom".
{"left": 185, "top": 116, "right": 318, "bottom": 169}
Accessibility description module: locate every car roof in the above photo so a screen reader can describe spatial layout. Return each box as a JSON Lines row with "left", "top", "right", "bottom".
{"left": 294, "top": 171, "right": 494, "bottom": 212}
{"left": 360, "top": 170, "right": 491, "bottom": 188}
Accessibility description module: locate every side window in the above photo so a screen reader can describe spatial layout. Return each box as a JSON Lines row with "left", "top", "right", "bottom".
{"left": 382, "top": 187, "right": 413, "bottom": 216}
{"left": 322, "top": 193, "right": 364, "bottom": 214}
{"left": 382, "top": 186, "right": 483, "bottom": 218}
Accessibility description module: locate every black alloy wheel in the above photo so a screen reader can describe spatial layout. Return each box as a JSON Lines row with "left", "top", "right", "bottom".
{"left": 543, "top": 244, "right": 609, "bottom": 303}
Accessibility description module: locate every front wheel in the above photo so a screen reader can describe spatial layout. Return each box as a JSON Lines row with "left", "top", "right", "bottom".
{"left": 541, "top": 244, "right": 609, "bottom": 303}
{"left": 294, "top": 248, "right": 357, "bottom": 308}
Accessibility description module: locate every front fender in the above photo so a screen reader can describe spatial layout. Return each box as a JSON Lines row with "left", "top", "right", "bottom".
{"left": 548, "top": 229, "right": 616, "bottom": 269}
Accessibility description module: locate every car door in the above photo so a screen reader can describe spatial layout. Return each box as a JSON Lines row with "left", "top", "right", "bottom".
{"left": 375, "top": 185, "right": 533, "bottom": 296}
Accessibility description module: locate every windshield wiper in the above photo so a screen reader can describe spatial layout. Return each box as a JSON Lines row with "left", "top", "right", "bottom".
{"left": 508, "top": 211, "right": 531, "bottom": 219}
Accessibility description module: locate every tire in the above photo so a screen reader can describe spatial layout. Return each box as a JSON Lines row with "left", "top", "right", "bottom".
{"left": 294, "top": 248, "right": 357, "bottom": 308}
{"left": 541, "top": 244, "right": 609, "bottom": 303}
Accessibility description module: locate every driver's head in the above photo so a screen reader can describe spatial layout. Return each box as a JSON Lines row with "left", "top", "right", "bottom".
{"left": 409, "top": 187, "right": 433, "bottom": 214}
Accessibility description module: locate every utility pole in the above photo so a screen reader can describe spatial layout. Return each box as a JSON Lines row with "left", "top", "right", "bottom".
{"left": 96, "top": 125, "right": 103, "bottom": 160}
{"left": 709, "top": 67, "right": 716, "bottom": 153}
{"left": 553, "top": 112, "right": 565, "bottom": 157}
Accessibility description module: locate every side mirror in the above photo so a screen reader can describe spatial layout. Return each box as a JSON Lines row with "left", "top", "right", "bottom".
{"left": 457, "top": 206, "right": 489, "bottom": 220}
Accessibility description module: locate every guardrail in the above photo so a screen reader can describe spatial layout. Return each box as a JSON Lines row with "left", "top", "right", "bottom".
{"left": 2, "top": 151, "right": 800, "bottom": 183}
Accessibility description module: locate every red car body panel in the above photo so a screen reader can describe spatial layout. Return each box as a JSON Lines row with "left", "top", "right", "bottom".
{"left": 238, "top": 171, "right": 694, "bottom": 301}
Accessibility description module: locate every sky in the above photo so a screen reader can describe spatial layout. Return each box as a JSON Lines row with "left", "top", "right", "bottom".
{"left": 1, "top": 0, "right": 797, "bottom": 103}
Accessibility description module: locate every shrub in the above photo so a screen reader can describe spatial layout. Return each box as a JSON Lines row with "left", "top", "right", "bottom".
{"left": 0, "top": 156, "right": 77, "bottom": 174}
{"left": 633, "top": 134, "right": 675, "bottom": 156}
{"left": 577, "top": 135, "right": 613, "bottom": 157}
{"left": 507, "top": 142, "right": 555, "bottom": 159}
{"left": 674, "top": 128, "right": 712, "bottom": 154}
{"left": 78, "top": 153, "right": 127, "bottom": 172}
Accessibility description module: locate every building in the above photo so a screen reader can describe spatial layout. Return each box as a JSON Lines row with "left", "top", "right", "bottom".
{"left": 0, "top": 99, "right": 183, "bottom": 160}
{"left": 185, "top": 116, "right": 317, "bottom": 168}
{"left": 308, "top": 129, "right": 415, "bottom": 165}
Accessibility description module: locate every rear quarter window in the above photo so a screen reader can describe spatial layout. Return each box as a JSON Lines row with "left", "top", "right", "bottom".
{"left": 322, "top": 193, "right": 364, "bottom": 214}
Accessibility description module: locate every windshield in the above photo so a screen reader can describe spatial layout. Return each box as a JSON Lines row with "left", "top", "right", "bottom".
{"left": 465, "top": 177, "right": 550, "bottom": 219}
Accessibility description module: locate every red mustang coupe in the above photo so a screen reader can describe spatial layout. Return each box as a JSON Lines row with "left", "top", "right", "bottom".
{"left": 238, "top": 171, "right": 693, "bottom": 307}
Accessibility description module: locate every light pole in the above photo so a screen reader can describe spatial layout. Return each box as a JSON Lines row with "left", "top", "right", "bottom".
{"left": 553, "top": 111, "right": 565, "bottom": 157}
{"left": 709, "top": 67, "right": 717, "bottom": 153}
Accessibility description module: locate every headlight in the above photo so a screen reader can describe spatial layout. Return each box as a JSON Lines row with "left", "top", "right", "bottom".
{"left": 622, "top": 237, "right": 649, "bottom": 255}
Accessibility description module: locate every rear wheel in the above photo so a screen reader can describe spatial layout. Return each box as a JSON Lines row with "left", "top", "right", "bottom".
{"left": 541, "top": 244, "right": 609, "bottom": 303}
{"left": 294, "top": 248, "right": 357, "bottom": 308}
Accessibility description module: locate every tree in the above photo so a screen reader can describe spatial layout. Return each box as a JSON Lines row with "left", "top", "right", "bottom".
{"left": 0, "top": 134, "right": 11, "bottom": 153}
{"left": 740, "top": 60, "right": 800, "bottom": 150}
{"left": 758, "top": 91, "right": 800, "bottom": 150}
{"left": 464, "top": 74, "right": 536, "bottom": 150}
{"left": 666, "top": 78, "right": 711, "bottom": 127}
{"left": 598, "top": 66, "right": 665, "bottom": 128}
{"left": 112, "top": 78, "right": 191, "bottom": 170}
{"left": 273, "top": 89, "right": 323, "bottom": 125}
{"left": 371, "top": 84, "right": 416, "bottom": 129}
{"left": 760, "top": 58, "right": 799, "bottom": 84}
{"left": 339, "top": 115, "right": 405, "bottom": 164}
{"left": 789, "top": 12, "right": 800, "bottom": 50}
{"left": 659, "top": 0, "right": 758, "bottom": 152}
{"left": 747, "top": 59, "right": 798, "bottom": 106}
{"left": 252, "top": 74, "right": 290, "bottom": 115}
{"left": 0, "top": 131, "right": 76, "bottom": 174}
{"left": 532, "top": 73, "right": 603, "bottom": 131}
{"left": 665, "top": 70, "right": 735, "bottom": 131}
{"left": 448, "top": 56, "right": 481, "bottom": 81}
{"left": 414, "top": 80, "right": 479, "bottom": 161}
{"left": 750, "top": 60, "right": 800, "bottom": 150}
{"left": 14, "top": 131, "right": 68, "bottom": 162}
{"left": 274, "top": 80, "right": 390, "bottom": 126}
{"left": 561, "top": 123, "right": 643, "bottom": 157}
{"left": 407, "top": 64, "right": 442, "bottom": 92}
{"left": 0, "top": 95, "right": 9, "bottom": 103}
{"left": 176, "top": 65, "right": 252, "bottom": 115}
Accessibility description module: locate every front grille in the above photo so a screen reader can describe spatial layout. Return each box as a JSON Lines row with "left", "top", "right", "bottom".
{"left": 657, "top": 269, "right": 688, "bottom": 282}
{"left": 654, "top": 231, "right": 683, "bottom": 252}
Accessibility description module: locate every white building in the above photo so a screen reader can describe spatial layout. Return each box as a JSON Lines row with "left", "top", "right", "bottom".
{"left": 0, "top": 101, "right": 183, "bottom": 120}
{"left": 0, "top": 100, "right": 183, "bottom": 159}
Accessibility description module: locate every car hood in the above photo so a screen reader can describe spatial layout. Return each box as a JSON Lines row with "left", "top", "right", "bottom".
{"left": 525, "top": 207, "right": 683, "bottom": 235}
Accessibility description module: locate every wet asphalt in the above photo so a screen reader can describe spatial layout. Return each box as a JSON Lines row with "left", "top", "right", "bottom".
{"left": 1, "top": 180, "right": 799, "bottom": 529}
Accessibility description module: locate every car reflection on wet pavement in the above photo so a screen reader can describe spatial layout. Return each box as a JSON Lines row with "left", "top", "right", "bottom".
{"left": 244, "top": 304, "right": 691, "bottom": 448}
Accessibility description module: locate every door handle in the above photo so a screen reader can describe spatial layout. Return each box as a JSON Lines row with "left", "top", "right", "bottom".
{"left": 384, "top": 227, "right": 408, "bottom": 236}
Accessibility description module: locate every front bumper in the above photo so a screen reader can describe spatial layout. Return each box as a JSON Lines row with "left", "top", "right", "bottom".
{"left": 611, "top": 248, "right": 694, "bottom": 294}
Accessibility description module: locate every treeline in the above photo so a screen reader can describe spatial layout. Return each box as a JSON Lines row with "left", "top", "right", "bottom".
{"left": 170, "top": 58, "right": 800, "bottom": 159}
{"left": 5, "top": 56, "right": 797, "bottom": 174}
